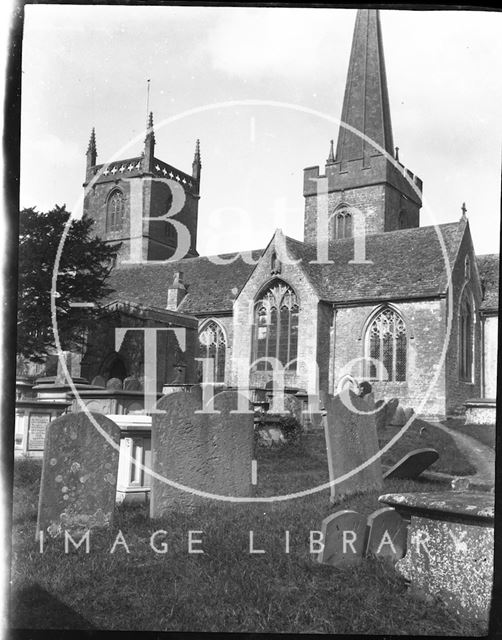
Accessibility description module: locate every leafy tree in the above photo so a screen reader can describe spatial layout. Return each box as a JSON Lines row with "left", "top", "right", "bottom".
{"left": 17, "top": 205, "right": 120, "bottom": 363}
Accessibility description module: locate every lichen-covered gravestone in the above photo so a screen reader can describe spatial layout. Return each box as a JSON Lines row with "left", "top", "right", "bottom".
{"left": 150, "top": 389, "right": 254, "bottom": 515}
{"left": 37, "top": 412, "right": 120, "bottom": 539}
{"left": 365, "top": 507, "right": 407, "bottom": 562}
{"left": 324, "top": 389, "right": 383, "bottom": 502}
{"left": 315, "top": 510, "right": 367, "bottom": 567}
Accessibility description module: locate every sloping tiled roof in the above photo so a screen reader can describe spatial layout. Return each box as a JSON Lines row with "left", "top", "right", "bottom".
{"left": 477, "top": 253, "right": 499, "bottom": 311}
{"left": 107, "top": 222, "right": 465, "bottom": 315}
{"left": 285, "top": 222, "right": 465, "bottom": 303}
{"left": 107, "top": 250, "right": 263, "bottom": 315}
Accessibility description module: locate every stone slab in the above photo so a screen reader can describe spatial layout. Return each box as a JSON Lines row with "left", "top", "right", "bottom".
{"left": 365, "top": 507, "right": 407, "bottom": 562}
{"left": 150, "top": 389, "right": 254, "bottom": 515}
{"left": 316, "top": 510, "right": 367, "bottom": 567}
{"left": 379, "top": 491, "right": 494, "bottom": 524}
{"left": 396, "top": 514, "right": 493, "bottom": 622}
{"left": 389, "top": 404, "right": 407, "bottom": 426}
{"left": 324, "top": 389, "right": 383, "bottom": 501}
{"left": 36, "top": 412, "right": 120, "bottom": 539}
{"left": 383, "top": 448, "right": 439, "bottom": 480}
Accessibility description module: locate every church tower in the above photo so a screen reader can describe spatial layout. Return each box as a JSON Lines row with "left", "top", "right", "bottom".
{"left": 303, "top": 9, "right": 423, "bottom": 244}
{"left": 82, "top": 114, "right": 201, "bottom": 266}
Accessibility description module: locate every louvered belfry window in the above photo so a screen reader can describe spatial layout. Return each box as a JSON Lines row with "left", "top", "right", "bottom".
{"left": 198, "top": 321, "right": 226, "bottom": 383}
{"left": 252, "top": 281, "right": 299, "bottom": 371}
{"left": 334, "top": 211, "right": 353, "bottom": 239}
{"left": 367, "top": 307, "right": 407, "bottom": 381}
{"left": 107, "top": 190, "right": 125, "bottom": 232}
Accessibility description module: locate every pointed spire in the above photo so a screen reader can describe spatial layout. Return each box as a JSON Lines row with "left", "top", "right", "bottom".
{"left": 85, "top": 127, "right": 97, "bottom": 181}
{"left": 335, "top": 10, "right": 394, "bottom": 164}
{"left": 326, "top": 139, "right": 335, "bottom": 164}
{"left": 143, "top": 111, "right": 155, "bottom": 172}
{"left": 192, "top": 138, "right": 201, "bottom": 183}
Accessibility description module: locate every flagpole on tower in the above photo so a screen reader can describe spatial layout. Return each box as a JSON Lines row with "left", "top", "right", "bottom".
{"left": 146, "top": 78, "right": 151, "bottom": 121}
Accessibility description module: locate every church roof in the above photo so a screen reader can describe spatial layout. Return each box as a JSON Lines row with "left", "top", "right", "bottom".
{"left": 107, "top": 222, "right": 466, "bottom": 316}
{"left": 107, "top": 250, "right": 263, "bottom": 315}
{"left": 477, "top": 253, "right": 499, "bottom": 312}
{"left": 285, "top": 222, "right": 465, "bottom": 303}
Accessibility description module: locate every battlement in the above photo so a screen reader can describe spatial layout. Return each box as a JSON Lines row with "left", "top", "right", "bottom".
{"left": 303, "top": 154, "right": 422, "bottom": 205}
{"left": 85, "top": 156, "right": 199, "bottom": 197}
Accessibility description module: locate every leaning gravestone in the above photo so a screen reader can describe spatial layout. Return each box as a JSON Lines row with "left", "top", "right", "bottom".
{"left": 324, "top": 389, "right": 383, "bottom": 501}
{"left": 316, "top": 510, "right": 367, "bottom": 567}
{"left": 150, "top": 389, "right": 254, "bottom": 515}
{"left": 37, "top": 412, "right": 120, "bottom": 539}
{"left": 383, "top": 448, "right": 439, "bottom": 480}
{"left": 365, "top": 507, "right": 407, "bottom": 563}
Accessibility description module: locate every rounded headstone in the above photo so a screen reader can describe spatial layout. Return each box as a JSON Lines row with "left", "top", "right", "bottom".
{"left": 106, "top": 377, "right": 123, "bottom": 390}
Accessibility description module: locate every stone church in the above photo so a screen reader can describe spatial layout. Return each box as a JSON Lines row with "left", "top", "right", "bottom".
{"left": 76, "top": 9, "right": 498, "bottom": 420}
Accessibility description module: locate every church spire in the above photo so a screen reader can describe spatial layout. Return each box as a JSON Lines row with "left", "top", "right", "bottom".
{"left": 85, "top": 127, "right": 97, "bottom": 181}
{"left": 143, "top": 111, "right": 155, "bottom": 172}
{"left": 335, "top": 9, "right": 394, "bottom": 164}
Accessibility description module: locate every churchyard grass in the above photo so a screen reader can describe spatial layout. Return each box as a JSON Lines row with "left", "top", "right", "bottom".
{"left": 442, "top": 419, "right": 495, "bottom": 450}
{"left": 10, "top": 454, "right": 484, "bottom": 634}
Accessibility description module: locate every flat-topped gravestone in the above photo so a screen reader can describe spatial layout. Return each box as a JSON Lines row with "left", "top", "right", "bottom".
{"left": 383, "top": 448, "right": 439, "bottom": 480}
{"left": 37, "top": 412, "right": 120, "bottom": 539}
{"left": 324, "top": 389, "right": 383, "bottom": 501}
{"left": 375, "top": 398, "right": 399, "bottom": 430}
{"left": 316, "top": 510, "right": 367, "bottom": 567}
{"left": 123, "top": 376, "right": 141, "bottom": 391}
{"left": 365, "top": 507, "right": 407, "bottom": 562}
{"left": 150, "top": 389, "right": 254, "bottom": 515}
{"left": 379, "top": 491, "right": 494, "bottom": 623}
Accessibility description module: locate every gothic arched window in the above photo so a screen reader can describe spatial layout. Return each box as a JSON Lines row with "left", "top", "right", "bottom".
{"left": 459, "top": 291, "right": 473, "bottom": 381}
{"left": 366, "top": 307, "right": 407, "bottom": 381}
{"left": 251, "top": 281, "right": 299, "bottom": 371}
{"left": 334, "top": 211, "right": 353, "bottom": 239}
{"left": 198, "top": 320, "right": 226, "bottom": 383}
{"left": 107, "top": 190, "right": 125, "bottom": 232}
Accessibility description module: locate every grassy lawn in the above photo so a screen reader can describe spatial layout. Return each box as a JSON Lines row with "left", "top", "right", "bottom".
{"left": 442, "top": 419, "right": 496, "bottom": 450}
{"left": 10, "top": 451, "right": 484, "bottom": 635}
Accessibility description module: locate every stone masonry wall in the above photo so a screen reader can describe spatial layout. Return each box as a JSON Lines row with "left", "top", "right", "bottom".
{"left": 332, "top": 299, "right": 447, "bottom": 418}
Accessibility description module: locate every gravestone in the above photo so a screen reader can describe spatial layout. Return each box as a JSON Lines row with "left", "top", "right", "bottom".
{"left": 389, "top": 405, "right": 407, "bottom": 426}
{"left": 324, "top": 389, "right": 383, "bottom": 501}
{"left": 383, "top": 448, "right": 439, "bottom": 480}
{"left": 91, "top": 375, "right": 106, "bottom": 388}
{"left": 403, "top": 407, "right": 414, "bottom": 421}
{"left": 375, "top": 398, "right": 399, "bottom": 430}
{"left": 150, "top": 389, "right": 254, "bottom": 515}
{"left": 365, "top": 507, "right": 407, "bottom": 562}
{"left": 37, "top": 412, "right": 120, "bottom": 539}
{"left": 123, "top": 376, "right": 141, "bottom": 391}
{"left": 316, "top": 510, "right": 367, "bottom": 567}
{"left": 106, "top": 377, "right": 123, "bottom": 390}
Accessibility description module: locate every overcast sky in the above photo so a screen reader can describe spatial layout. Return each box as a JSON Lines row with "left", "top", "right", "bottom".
{"left": 19, "top": 5, "right": 501, "bottom": 257}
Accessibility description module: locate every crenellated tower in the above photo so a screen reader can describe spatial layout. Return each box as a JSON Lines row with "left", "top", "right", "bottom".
{"left": 82, "top": 113, "right": 201, "bottom": 266}
{"left": 303, "top": 9, "right": 423, "bottom": 244}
